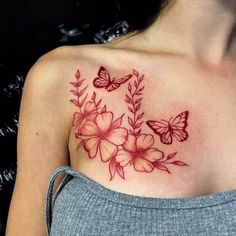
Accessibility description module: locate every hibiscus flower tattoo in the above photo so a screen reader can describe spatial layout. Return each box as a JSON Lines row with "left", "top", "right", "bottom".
{"left": 70, "top": 67, "right": 189, "bottom": 181}
{"left": 78, "top": 112, "right": 127, "bottom": 162}
{"left": 116, "top": 134, "right": 164, "bottom": 172}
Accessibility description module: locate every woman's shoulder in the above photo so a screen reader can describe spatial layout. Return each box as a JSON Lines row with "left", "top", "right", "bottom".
{"left": 29, "top": 30, "right": 167, "bottom": 84}
{"left": 30, "top": 44, "right": 106, "bottom": 76}
{"left": 29, "top": 43, "right": 131, "bottom": 80}
{"left": 22, "top": 42, "right": 133, "bottom": 123}
{"left": 25, "top": 44, "right": 109, "bottom": 94}
{"left": 26, "top": 33, "right": 170, "bottom": 98}
{"left": 28, "top": 41, "right": 142, "bottom": 87}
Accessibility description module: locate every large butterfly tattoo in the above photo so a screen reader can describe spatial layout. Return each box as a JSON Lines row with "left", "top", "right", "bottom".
{"left": 146, "top": 111, "right": 189, "bottom": 145}
{"left": 93, "top": 66, "right": 133, "bottom": 92}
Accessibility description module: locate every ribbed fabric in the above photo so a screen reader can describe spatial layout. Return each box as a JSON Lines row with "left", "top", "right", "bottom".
{"left": 45, "top": 166, "right": 236, "bottom": 236}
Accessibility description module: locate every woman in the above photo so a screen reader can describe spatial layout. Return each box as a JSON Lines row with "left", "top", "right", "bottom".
{"left": 6, "top": 0, "right": 236, "bottom": 235}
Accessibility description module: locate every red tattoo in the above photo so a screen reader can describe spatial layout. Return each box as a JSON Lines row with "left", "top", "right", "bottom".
{"left": 93, "top": 66, "right": 133, "bottom": 92}
{"left": 125, "top": 69, "right": 144, "bottom": 137}
{"left": 70, "top": 67, "right": 189, "bottom": 181}
{"left": 146, "top": 111, "right": 189, "bottom": 145}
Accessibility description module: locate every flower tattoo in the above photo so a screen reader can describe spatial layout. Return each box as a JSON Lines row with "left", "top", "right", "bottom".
{"left": 70, "top": 66, "right": 189, "bottom": 180}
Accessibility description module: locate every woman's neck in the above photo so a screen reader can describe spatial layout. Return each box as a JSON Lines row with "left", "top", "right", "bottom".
{"left": 141, "top": 0, "right": 236, "bottom": 65}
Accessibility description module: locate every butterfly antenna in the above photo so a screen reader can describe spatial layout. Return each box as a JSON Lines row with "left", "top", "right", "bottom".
{"left": 161, "top": 119, "right": 168, "bottom": 123}
{"left": 169, "top": 117, "right": 173, "bottom": 123}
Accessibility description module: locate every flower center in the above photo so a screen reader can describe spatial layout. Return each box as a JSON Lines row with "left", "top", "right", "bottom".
{"left": 98, "top": 131, "right": 108, "bottom": 140}
{"left": 132, "top": 148, "right": 145, "bottom": 159}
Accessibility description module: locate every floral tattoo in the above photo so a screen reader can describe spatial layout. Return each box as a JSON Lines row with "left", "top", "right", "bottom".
{"left": 70, "top": 67, "right": 189, "bottom": 181}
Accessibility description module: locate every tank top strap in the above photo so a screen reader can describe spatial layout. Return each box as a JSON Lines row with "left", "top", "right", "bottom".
{"left": 45, "top": 166, "right": 80, "bottom": 236}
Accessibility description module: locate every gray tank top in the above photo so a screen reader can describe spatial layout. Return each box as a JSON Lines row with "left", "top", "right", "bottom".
{"left": 45, "top": 166, "right": 236, "bottom": 235}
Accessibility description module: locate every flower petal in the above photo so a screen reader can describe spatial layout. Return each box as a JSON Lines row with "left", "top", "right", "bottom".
{"left": 99, "top": 139, "right": 118, "bottom": 162}
{"left": 80, "top": 120, "right": 98, "bottom": 136}
{"left": 133, "top": 158, "right": 154, "bottom": 172}
{"left": 136, "top": 134, "right": 154, "bottom": 149}
{"left": 115, "top": 150, "right": 133, "bottom": 167}
{"left": 72, "top": 112, "right": 83, "bottom": 127}
{"left": 84, "top": 101, "right": 95, "bottom": 113}
{"left": 84, "top": 137, "right": 100, "bottom": 158}
{"left": 123, "top": 135, "right": 136, "bottom": 152}
{"left": 143, "top": 148, "right": 164, "bottom": 162}
{"left": 110, "top": 115, "right": 123, "bottom": 129}
{"left": 106, "top": 128, "right": 128, "bottom": 145}
{"left": 96, "top": 112, "right": 113, "bottom": 132}
{"left": 87, "top": 113, "right": 97, "bottom": 122}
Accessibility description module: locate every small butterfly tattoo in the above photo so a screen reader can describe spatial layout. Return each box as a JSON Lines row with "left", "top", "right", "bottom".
{"left": 93, "top": 66, "right": 133, "bottom": 92}
{"left": 146, "top": 111, "right": 189, "bottom": 145}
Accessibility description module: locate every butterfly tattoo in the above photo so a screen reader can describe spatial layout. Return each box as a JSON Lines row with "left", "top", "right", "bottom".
{"left": 146, "top": 111, "right": 189, "bottom": 145}
{"left": 93, "top": 66, "right": 133, "bottom": 92}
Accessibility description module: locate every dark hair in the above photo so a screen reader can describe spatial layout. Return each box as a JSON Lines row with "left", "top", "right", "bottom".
{"left": 116, "top": 0, "right": 170, "bottom": 31}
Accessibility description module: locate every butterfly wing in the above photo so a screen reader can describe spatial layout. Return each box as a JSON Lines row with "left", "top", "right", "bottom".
{"left": 170, "top": 111, "right": 189, "bottom": 142}
{"left": 160, "top": 132, "right": 173, "bottom": 145}
{"left": 146, "top": 120, "right": 169, "bottom": 135}
{"left": 106, "top": 83, "right": 121, "bottom": 92}
{"left": 93, "top": 66, "right": 111, "bottom": 88}
{"left": 146, "top": 120, "right": 173, "bottom": 144}
{"left": 172, "top": 129, "right": 188, "bottom": 142}
{"left": 113, "top": 74, "right": 133, "bottom": 84}
{"left": 107, "top": 74, "right": 133, "bottom": 92}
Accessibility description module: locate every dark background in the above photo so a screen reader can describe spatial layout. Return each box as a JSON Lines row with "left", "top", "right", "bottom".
{"left": 0, "top": 0, "right": 129, "bottom": 234}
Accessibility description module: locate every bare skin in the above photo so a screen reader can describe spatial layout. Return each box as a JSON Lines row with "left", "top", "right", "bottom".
{"left": 6, "top": 0, "right": 236, "bottom": 235}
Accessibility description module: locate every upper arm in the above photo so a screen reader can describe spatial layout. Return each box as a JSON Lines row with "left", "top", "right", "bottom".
{"left": 6, "top": 50, "right": 71, "bottom": 235}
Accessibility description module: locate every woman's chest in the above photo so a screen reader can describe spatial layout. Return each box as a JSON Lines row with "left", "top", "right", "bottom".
{"left": 144, "top": 63, "right": 236, "bottom": 191}
{"left": 68, "top": 59, "right": 236, "bottom": 198}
